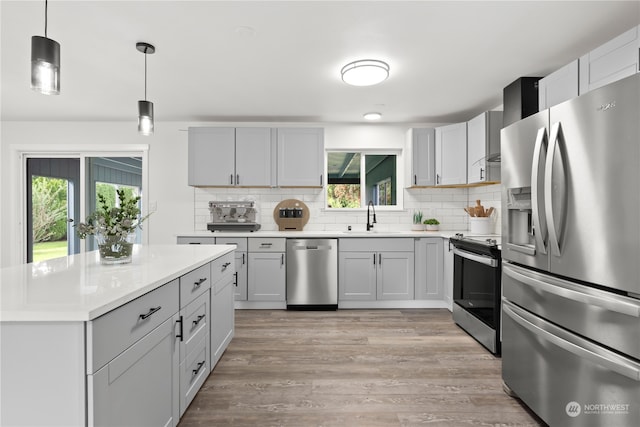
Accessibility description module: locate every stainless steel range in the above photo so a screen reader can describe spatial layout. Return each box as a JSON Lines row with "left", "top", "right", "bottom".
{"left": 450, "top": 233, "right": 502, "bottom": 355}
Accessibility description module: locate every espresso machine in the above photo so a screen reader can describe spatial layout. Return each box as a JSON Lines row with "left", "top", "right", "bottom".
{"left": 207, "top": 200, "right": 261, "bottom": 232}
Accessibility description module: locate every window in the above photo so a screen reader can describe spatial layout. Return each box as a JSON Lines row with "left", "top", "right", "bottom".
{"left": 326, "top": 151, "right": 399, "bottom": 209}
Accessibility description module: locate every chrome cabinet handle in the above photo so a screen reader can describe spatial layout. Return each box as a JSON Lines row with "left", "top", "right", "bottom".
{"left": 192, "top": 361, "right": 206, "bottom": 377}
{"left": 193, "top": 277, "right": 207, "bottom": 288}
{"left": 192, "top": 314, "right": 205, "bottom": 327}
{"left": 139, "top": 306, "right": 161, "bottom": 320}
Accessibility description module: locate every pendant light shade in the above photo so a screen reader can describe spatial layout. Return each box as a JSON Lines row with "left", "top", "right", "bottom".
{"left": 31, "top": 1, "right": 60, "bottom": 95}
{"left": 136, "top": 42, "right": 155, "bottom": 136}
{"left": 138, "top": 100, "right": 154, "bottom": 136}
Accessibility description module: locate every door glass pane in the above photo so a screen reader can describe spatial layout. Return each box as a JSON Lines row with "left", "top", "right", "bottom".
{"left": 31, "top": 176, "right": 69, "bottom": 262}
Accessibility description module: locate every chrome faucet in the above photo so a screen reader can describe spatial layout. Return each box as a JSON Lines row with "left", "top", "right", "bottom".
{"left": 366, "top": 200, "right": 377, "bottom": 231}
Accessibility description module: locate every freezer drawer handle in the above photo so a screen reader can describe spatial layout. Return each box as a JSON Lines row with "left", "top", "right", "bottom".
{"left": 505, "top": 243, "right": 535, "bottom": 256}
{"left": 503, "top": 301, "right": 640, "bottom": 381}
{"left": 452, "top": 247, "right": 498, "bottom": 267}
{"left": 504, "top": 264, "right": 640, "bottom": 318}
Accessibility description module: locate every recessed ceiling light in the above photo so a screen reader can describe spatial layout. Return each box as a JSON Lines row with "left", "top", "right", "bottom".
{"left": 341, "top": 60, "right": 389, "bottom": 86}
{"left": 363, "top": 112, "right": 382, "bottom": 121}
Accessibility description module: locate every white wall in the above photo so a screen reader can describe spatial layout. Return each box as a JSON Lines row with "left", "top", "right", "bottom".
{"left": 0, "top": 120, "right": 501, "bottom": 267}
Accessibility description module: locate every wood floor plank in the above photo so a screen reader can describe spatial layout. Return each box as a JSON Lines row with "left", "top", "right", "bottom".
{"left": 178, "top": 309, "right": 545, "bottom": 427}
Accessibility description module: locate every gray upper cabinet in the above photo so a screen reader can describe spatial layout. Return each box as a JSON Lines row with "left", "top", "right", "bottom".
{"left": 188, "top": 127, "right": 235, "bottom": 186}
{"left": 406, "top": 128, "right": 436, "bottom": 187}
{"left": 276, "top": 128, "right": 324, "bottom": 187}
{"left": 579, "top": 25, "right": 640, "bottom": 94}
{"left": 188, "top": 127, "right": 274, "bottom": 187}
{"left": 538, "top": 60, "right": 579, "bottom": 110}
{"left": 466, "top": 111, "right": 502, "bottom": 184}
{"left": 435, "top": 122, "right": 467, "bottom": 186}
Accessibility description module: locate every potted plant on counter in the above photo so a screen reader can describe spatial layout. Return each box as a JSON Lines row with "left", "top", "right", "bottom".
{"left": 412, "top": 210, "right": 424, "bottom": 231}
{"left": 423, "top": 218, "right": 440, "bottom": 231}
{"left": 76, "top": 189, "right": 150, "bottom": 264}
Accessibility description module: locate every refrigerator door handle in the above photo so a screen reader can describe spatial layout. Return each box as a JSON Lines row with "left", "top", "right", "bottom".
{"left": 504, "top": 263, "right": 640, "bottom": 317}
{"left": 531, "top": 127, "right": 548, "bottom": 254}
{"left": 544, "top": 122, "right": 565, "bottom": 256}
{"left": 503, "top": 300, "right": 640, "bottom": 381}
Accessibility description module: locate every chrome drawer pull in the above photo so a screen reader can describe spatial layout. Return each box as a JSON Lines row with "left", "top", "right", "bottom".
{"left": 192, "top": 314, "right": 205, "bottom": 327}
{"left": 221, "top": 262, "right": 231, "bottom": 271}
{"left": 139, "top": 306, "right": 161, "bottom": 320}
{"left": 192, "top": 361, "right": 205, "bottom": 377}
{"left": 193, "top": 277, "right": 207, "bottom": 288}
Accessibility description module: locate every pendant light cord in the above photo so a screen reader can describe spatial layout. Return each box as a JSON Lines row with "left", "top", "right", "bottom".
{"left": 44, "top": 0, "right": 48, "bottom": 37}
{"left": 144, "top": 51, "right": 148, "bottom": 101}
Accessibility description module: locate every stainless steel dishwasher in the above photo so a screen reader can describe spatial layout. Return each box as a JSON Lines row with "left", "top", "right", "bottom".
{"left": 286, "top": 238, "right": 338, "bottom": 310}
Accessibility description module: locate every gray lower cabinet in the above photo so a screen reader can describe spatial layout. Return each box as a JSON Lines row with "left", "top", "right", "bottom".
{"left": 248, "top": 238, "right": 286, "bottom": 301}
{"left": 89, "top": 314, "right": 180, "bottom": 427}
{"left": 339, "top": 238, "right": 415, "bottom": 301}
{"left": 178, "top": 263, "right": 211, "bottom": 416}
{"left": 443, "top": 239, "right": 454, "bottom": 310}
{"left": 87, "top": 279, "right": 181, "bottom": 426}
{"left": 414, "top": 238, "right": 444, "bottom": 300}
{"left": 210, "top": 251, "right": 235, "bottom": 367}
{"left": 216, "top": 237, "right": 248, "bottom": 301}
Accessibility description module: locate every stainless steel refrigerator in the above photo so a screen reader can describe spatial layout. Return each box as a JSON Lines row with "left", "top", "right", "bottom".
{"left": 501, "top": 73, "right": 640, "bottom": 427}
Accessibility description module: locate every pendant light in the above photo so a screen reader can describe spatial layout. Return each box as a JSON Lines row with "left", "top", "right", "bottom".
{"left": 31, "top": 0, "right": 60, "bottom": 95}
{"left": 136, "top": 42, "right": 155, "bottom": 136}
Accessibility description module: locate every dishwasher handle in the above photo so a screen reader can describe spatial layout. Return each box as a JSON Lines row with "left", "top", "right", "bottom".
{"left": 291, "top": 245, "right": 333, "bottom": 251}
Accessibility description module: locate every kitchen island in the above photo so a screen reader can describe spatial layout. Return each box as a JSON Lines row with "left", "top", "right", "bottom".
{"left": 0, "top": 244, "right": 235, "bottom": 427}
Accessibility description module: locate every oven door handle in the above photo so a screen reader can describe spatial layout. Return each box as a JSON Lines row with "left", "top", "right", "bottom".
{"left": 452, "top": 247, "right": 498, "bottom": 267}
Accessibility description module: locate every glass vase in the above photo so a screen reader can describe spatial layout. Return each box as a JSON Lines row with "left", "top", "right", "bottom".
{"left": 95, "top": 232, "right": 135, "bottom": 265}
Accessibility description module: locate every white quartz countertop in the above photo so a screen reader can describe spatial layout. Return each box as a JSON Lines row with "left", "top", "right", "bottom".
{"left": 0, "top": 244, "right": 235, "bottom": 322}
{"left": 177, "top": 230, "right": 471, "bottom": 239}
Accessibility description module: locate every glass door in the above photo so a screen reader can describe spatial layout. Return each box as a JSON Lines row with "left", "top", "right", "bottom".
{"left": 26, "top": 158, "right": 80, "bottom": 262}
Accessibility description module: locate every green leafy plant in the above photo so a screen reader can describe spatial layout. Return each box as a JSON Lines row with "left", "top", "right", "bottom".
{"left": 76, "top": 189, "right": 149, "bottom": 239}
{"left": 423, "top": 218, "right": 440, "bottom": 225}
{"left": 412, "top": 210, "right": 423, "bottom": 224}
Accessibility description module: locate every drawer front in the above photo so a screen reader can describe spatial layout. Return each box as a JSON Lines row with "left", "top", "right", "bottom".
{"left": 180, "top": 262, "right": 211, "bottom": 308}
{"left": 88, "top": 279, "right": 179, "bottom": 373}
{"left": 180, "top": 291, "right": 209, "bottom": 360}
{"left": 249, "top": 238, "right": 286, "bottom": 252}
{"left": 339, "top": 238, "right": 415, "bottom": 252}
{"left": 177, "top": 236, "right": 216, "bottom": 245}
{"left": 215, "top": 237, "right": 248, "bottom": 252}
{"left": 180, "top": 333, "right": 209, "bottom": 415}
{"left": 210, "top": 252, "right": 235, "bottom": 285}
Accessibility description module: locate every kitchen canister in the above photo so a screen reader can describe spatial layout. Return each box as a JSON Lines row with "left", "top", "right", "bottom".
{"left": 469, "top": 217, "right": 493, "bottom": 234}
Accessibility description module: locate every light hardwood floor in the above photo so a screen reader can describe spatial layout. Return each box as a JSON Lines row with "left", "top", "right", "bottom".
{"left": 179, "top": 309, "right": 545, "bottom": 426}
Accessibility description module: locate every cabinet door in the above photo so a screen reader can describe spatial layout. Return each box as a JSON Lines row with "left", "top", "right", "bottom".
{"left": 276, "top": 128, "right": 324, "bottom": 186}
{"left": 579, "top": 25, "right": 640, "bottom": 94}
{"left": 414, "top": 238, "right": 444, "bottom": 300}
{"left": 235, "top": 127, "right": 274, "bottom": 186}
{"left": 466, "top": 113, "right": 486, "bottom": 184}
{"left": 338, "top": 251, "right": 377, "bottom": 300}
{"left": 377, "top": 252, "right": 415, "bottom": 300}
{"left": 233, "top": 251, "right": 248, "bottom": 301}
{"left": 88, "top": 314, "right": 179, "bottom": 427}
{"left": 211, "top": 276, "right": 235, "bottom": 368}
{"left": 410, "top": 128, "right": 436, "bottom": 186}
{"left": 538, "top": 60, "right": 579, "bottom": 110}
{"left": 247, "top": 252, "right": 286, "bottom": 301}
{"left": 188, "top": 127, "right": 235, "bottom": 186}
{"left": 435, "top": 122, "right": 467, "bottom": 185}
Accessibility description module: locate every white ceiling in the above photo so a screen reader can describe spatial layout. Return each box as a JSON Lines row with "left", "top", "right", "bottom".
{"left": 2, "top": 1, "right": 639, "bottom": 125}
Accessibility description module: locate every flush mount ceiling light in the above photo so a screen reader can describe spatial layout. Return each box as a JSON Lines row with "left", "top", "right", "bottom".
{"left": 136, "top": 42, "right": 155, "bottom": 136}
{"left": 341, "top": 59, "right": 389, "bottom": 86}
{"left": 31, "top": 0, "right": 60, "bottom": 95}
{"left": 363, "top": 112, "right": 382, "bottom": 121}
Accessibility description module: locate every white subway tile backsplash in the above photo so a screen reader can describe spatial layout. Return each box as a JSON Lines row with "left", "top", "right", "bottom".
{"left": 192, "top": 183, "right": 502, "bottom": 233}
